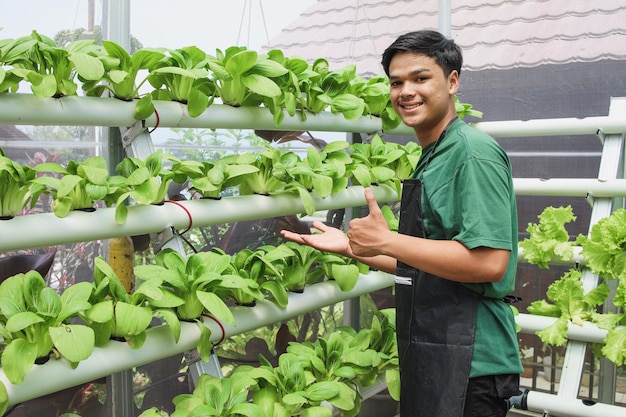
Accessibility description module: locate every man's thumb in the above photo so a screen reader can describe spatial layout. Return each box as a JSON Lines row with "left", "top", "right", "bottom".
{"left": 364, "top": 187, "right": 383, "bottom": 216}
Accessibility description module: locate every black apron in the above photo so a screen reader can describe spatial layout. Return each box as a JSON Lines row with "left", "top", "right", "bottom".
{"left": 395, "top": 177, "right": 481, "bottom": 417}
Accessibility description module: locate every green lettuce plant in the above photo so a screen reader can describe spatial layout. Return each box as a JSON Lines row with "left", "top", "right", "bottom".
{"left": 133, "top": 249, "right": 243, "bottom": 361}
{"left": 0, "top": 149, "right": 45, "bottom": 218}
{"left": 80, "top": 257, "right": 183, "bottom": 349}
{"left": 0, "top": 271, "right": 94, "bottom": 384}
{"left": 171, "top": 157, "right": 259, "bottom": 199}
{"left": 147, "top": 46, "right": 217, "bottom": 117}
{"left": 519, "top": 205, "right": 578, "bottom": 268}
{"left": 32, "top": 156, "right": 119, "bottom": 217}
{"left": 301, "top": 59, "right": 364, "bottom": 120}
{"left": 6, "top": 31, "right": 104, "bottom": 98}
{"left": 111, "top": 150, "right": 177, "bottom": 223}
{"left": 207, "top": 46, "right": 288, "bottom": 110}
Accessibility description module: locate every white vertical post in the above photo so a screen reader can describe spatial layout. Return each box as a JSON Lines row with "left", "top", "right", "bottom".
{"left": 438, "top": 0, "right": 452, "bottom": 38}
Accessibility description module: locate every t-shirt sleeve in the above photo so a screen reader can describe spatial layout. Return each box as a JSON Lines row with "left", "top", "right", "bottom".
{"left": 440, "top": 156, "right": 515, "bottom": 250}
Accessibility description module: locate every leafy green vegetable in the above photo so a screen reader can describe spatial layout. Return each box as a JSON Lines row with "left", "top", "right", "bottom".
{"left": 528, "top": 268, "right": 611, "bottom": 346}
{"left": 81, "top": 257, "right": 183, "bottom": 349}
{"left": 208, "top": 46, "right": 287, "bottom": 112}
{"left": 520, "top": 205, "right": 577, "bottom": 268}
{"left": 576, "top": 208, "right": 626, "bottom": 280}
{"left": 32, "top": 156, "right": 118, "bottom": 217}
{"left": 7, "top": 31, "right": 104, "bottom": 98}
{"left": 0, "top": 149, "right": 45, "bottom": 217}
{"left": 148, "top": 46, "right": 216, "bottom": 117}
{"left": 0, "top": 271, "right": 94, "bottom": 384}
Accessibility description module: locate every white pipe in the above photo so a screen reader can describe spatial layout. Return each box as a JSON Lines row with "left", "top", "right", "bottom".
{"left": 0, "top": 185, "right": 399, "bottom": 252}
{"left": 514, "top": 178, "right": 626, "bottom": 196}
{"left": 515, "top": 313, "right": 621, "bottom": 344}
{"left": 1, "top": 177, "right": 623, "bottom": 253}
{"left": 523, "top": 390, "right": 625, "bottom": 417}
{"left": 0, "top": 272, "right": 395, "bottom": 405}
{"left": 0, "top": 94, "right": 413, "bottom": 135}
{"left": 475, "top": 117, "right": 626, "bottom": 138}
{"left": 1, "top": 94, "right": 626, "bottom": 137}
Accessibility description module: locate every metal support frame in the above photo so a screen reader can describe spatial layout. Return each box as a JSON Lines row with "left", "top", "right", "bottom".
{"left": 511, "top": 98, "right": 626, "bottom": 416}
{"left": 0, "top": 82, "right": 625, "bottom": 414}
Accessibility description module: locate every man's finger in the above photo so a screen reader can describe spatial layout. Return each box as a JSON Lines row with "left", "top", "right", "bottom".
{"left": 363, "top": 187, "right": 384, "bottom": 217}
{"left": 280, "top": 230, "right": 305, "bottom": 244}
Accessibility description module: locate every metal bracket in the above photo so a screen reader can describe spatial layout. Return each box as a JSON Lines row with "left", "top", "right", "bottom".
{"left": 120, "top": 121, "right": 155, "bottom": 158}
{"left": 185, "top": 349, "right": 224, "bottom": 388}
{"left": 596, "top": 128, "right": 606, "bottom": 145}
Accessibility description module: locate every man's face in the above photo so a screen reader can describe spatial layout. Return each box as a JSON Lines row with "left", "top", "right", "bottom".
{"left": 388, "top": 52, "right": 458, "bottom": 140}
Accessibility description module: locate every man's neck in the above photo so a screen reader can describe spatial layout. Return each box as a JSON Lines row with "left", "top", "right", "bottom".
{"left": 414, "top": 113, "right": 458, "bottom": 148}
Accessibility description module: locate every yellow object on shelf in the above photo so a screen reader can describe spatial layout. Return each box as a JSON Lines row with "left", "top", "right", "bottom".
{"left": 106, "top": 236, "right": 135, "bottom": 293}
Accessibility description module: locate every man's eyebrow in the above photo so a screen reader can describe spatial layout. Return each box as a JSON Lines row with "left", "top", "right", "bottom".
{"left": 389, "top": 68, "right": 432, "bottom": 80}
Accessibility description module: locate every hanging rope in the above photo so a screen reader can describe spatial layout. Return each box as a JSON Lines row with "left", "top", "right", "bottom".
{"left": 236, "top": 0, "right": 270, "bottom": 48}
{"left": 349, "top": 0, "right": 382, "bottom": 74}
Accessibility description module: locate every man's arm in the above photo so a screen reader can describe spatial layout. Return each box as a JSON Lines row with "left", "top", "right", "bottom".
{"left": 347, "top": 188, "right": 510, "bottom": 283}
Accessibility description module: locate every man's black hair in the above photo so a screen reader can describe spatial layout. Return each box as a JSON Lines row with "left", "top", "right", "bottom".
{"left": 381, "top": 30, "right": 463, "bottom": 77}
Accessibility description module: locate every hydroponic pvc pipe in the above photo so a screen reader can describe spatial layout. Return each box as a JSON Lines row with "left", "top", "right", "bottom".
{"left": 515, "top": 313, "right": 620, "bottom": 344}
{"left": 513, "top": 178, "right": 626, "bottom": 196}
{"left": 1, "top": 93, "right": 626, "bottom": 137}
{"left": 513, "top": 389, "right": 626, "bottom": 417}
{"left": 0, "top": 272, "right": 395, "bottom": 406}
{"left": 0, "top": 94, "right": 414, "bottom": 135}
{"left": 0, "top": 185, "right": 399, "bottom": 252}
{"left": 3, "top": 179, "right": 626, "bottom": 253}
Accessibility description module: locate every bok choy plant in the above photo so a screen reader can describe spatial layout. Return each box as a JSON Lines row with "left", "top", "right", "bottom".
{"left": 252, "top": 352, "right": 356, "bottom": 417}
{"left": 238, "top": 146, "right": 317, "bottom": 216}
{"left": 207, "top": 46, "right": 288, "bottom": 109}
{"left": 111, "top": 150, "right": 177, "bottom": 223}
{"left": 82, "top": 40, "right": 165, "bottom": 120}
{"left": 6, "top": 31, "right": 104, "bottom": 98}
{"left": 147, "top": 46, "right": 216, "bottom": 117}
{"left": 171, "top": 157, "right": 259, "bottom": 199}
{"left": 0, "top": 271, "right": 94, "bottom": 384}
{"left": 32, "top": 156, "right": 118, "bottom": 217}
{"left": 0, "top": 149, "right": 45, "bottom": 218}
{"left": 225, "top": 247, "right": 288, "bottom": 308}
{"left": 133, "top": 249, "right": 245, "bottom": 361}
{"left": 301, "top": 59, "right": 365, "bottom": 120}
{"left": 138, "top": 367, "right": 264, "bottom": 417}
{"left": 80, "top": 257, "right": 183, "bottom": 349}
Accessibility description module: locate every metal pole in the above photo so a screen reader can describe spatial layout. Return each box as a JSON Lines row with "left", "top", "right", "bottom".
{"left": 438, "top": 0, "right": 452, "bottom": 38}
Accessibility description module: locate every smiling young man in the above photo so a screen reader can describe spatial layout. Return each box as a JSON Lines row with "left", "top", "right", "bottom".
{"left": 282, "top": 30, "right": 522, "bottom": 416}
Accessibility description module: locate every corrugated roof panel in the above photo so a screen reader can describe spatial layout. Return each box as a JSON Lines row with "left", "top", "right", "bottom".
{"left": 265, "top": 0, "right": 626, "bottom": 76}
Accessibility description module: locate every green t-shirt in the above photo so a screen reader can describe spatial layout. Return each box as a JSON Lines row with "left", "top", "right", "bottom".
{"left": 413, "top": 118, "right": 523, "bottom": 377}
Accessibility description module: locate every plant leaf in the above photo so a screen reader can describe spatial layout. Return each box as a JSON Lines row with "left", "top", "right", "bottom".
{"left": 1, "top": 338, "right": 38, "bottom": 384}
{"left": 49, "top": 324, "right": 95, "bottom": 362}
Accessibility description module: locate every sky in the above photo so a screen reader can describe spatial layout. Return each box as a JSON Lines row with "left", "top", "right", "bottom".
{"left": 0, "top": 0, "right": 316, "bottom": 52}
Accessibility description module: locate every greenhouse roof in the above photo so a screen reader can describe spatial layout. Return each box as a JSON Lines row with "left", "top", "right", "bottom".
{"left": 266, "top": 0, "right": 626, "bottom": 77}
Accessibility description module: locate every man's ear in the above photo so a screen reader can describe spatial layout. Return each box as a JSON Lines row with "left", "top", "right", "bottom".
{"left": 448, "top": 70, "right": 460, "bottom": 95}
